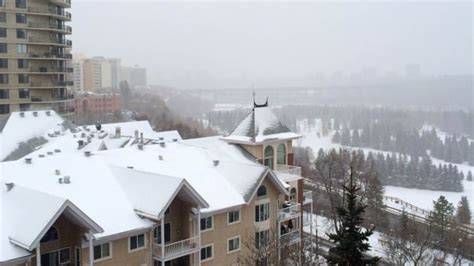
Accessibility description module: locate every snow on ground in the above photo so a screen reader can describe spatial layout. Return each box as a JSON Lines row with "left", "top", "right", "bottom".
{"left": 212, "top": 103, "right": 246, "bottom": 111}
{"left": 421, "top": 124, "right": 474, "bottom": 144}
{"left": 296, "top": 118, "right": 474, "bottom": 217}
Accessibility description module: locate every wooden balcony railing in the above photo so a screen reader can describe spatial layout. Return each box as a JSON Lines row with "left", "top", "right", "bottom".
{"left": 153, "top": 236, "right": 199, "bottom": 261}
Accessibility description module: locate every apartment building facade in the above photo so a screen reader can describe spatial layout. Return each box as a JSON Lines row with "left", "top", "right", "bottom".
{"left": 74, "top": 91, "right": 121, "bottom": 115}
{"left": 0, "top": 0, "right": 74, "bottom": 116}
{"left": 1, "top": 104, "right": 313, "bottom": 266}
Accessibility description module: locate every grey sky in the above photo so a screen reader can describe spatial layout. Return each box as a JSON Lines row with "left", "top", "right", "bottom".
{"left": 71, "top": 1, "right": 472, "bottom": 89}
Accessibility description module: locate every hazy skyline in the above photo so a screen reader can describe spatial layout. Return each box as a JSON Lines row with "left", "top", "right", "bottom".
{"left": 72, "top": 1, "right": 472, "bottom": 89}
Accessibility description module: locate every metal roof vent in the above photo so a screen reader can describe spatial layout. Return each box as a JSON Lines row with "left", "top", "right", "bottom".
{"left": 95, "top": 122, "right": 101, "bottom": 131}
{"left": 77, "top": 140, "right": 85, "bottom": 149}
{"left": 213, "top": 160, "right": 219, "bottom": 167}
{"left": 160, "top": 142, "right": 166, "bottom": 148}
{"left": 45, "top": 111, "right": 51, "bottom": 116}
{"left": 84, "top": 151, "right": 92, "bottom": 157}
{"left": 172, "top": 138, "right": 178, "bottom": 142}
{"left": 138, "top": 144, "right": 144, "bottom": 150}
{"left": 58, "top": 177, "right": 63, "bottom": 184}
{"left": 25, "top": 158, "right": 32, "bottom": 164}
{"left": 159, "top": 137, "right": 164, "bottom": 141}
{"left": 63, "top": 176, "right": 71, "bottom": 184}
{"left": 115, "top": 126, "right": 121, "bottom": 138}
{"left": 19, "top": 112, "right": 25, "bottom": 117}
{"left": 5, "top": 183, "right": 14, "bottom": 192}
{"left": 158, "top": 155, "right": 163, "bottom": 160}
{"left": 38, "top": 154, "right": 45, "bottom": 158}
{"left": 33, "top": 111, "right": 38, "bottom": 117}
{"left": 135, "top": 130, "right": 139, "bottom": 141}
{"left": 127, "top": 166, "right": 134, "bottom": 169}
{"left": 81, "top": 132, "right": 86, "bottom": 138}
{"left": 55, "top": 169, "right": 61, "bottom": 175}
{"left": 47, "top": 151, "right": 53, "bottom": 156}
{"left": 86, "top": 136, "right": 91, "bottom": 143}
{"left": 54, "top": 130, "right": 60, "bottom": 135}
{"left": 54, "top": 149, "right": 61, "bottom": 153}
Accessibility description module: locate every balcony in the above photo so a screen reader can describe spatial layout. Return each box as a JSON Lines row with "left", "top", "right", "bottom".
{"left": 49, "top": 0, "right": 71, "bottom": 8}
{"left": 30, "top": 81, "right": 73, "bottom": 87}
{"left": 153, "top": 236, "right": 200, "bottom": 261}
{"left": 28, "top": 53, "right": 73, "bottom": 60}
{"left": 280, "top": 230, "right": 301, "bottom": 246}
{"left": 30, "top": 95, "right": 74, "bottom": 103}
{"left": 278, "top": 202, "right": 301, "bottom": 221}
{"left": 303, "top": 190, "right": 313, "bottom": 205}
{"left": 28, "top": 22, "right": 72, "bottom": 34}
{"left": 27, "top": 6, "right": 72, "bottom": 20}
{"left": 29, "top": 36, "right": 72, "bottom": 47}
{"left": 274, "top": 165, "right": 302, "bottom": 176}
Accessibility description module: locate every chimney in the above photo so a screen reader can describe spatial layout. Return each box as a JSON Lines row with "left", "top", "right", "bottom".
{"left": 134, "top": 130, "right": 139, "bottom": 142}
{"left": 140, "top": 132, "right": 144, "bottom": 143}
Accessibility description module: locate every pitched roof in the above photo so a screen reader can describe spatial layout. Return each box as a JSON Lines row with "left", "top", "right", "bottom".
{"left": 222, "top": 106, "right": 301, "bottom": 144}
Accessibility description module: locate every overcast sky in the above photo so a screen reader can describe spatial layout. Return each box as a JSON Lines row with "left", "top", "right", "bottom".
{"left": 71, "top": 1, "right": 472, "bottom": 89}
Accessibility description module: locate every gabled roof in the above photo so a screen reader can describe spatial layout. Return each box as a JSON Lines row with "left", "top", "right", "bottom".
{"left": 222, "top": 105, "right": 301, "bottom": 145}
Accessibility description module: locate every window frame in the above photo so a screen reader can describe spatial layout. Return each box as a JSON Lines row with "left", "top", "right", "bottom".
{"left": 227, "top": 235, "right": 241, "bottom": 254}
{"left": 0, "top": 28, "right": 6, "bottom": 38}
{"left": 40, "top": 226, "right": 59, "bottom": 243}
{"left": 277, "top": 143, "right": 287, "bottom": 165}
{"left": 227, "top": 209, "right": 241, "bottom": 225}
{"left": 0, "top": 104, "right": 9, "bottom": 114}
{"left": 0, "top": 43, "right": 7, "bottom": 53}
{"left": 0, "top": 89, "right": 9, "bottom": 99}
{"left": 16, "top": 43, "right": 27, "bottom": 54}
{"left": 128, "top": 233, "right": 146, "bottom": 252}
{"left": 256, "top": 185, "right": 267, "bottom": 198}
{"left": 255, "top": 202, "right": 270, "bottom": 223}
{"left": 200, "top": 243, "right": 214, "bottom": 262}
{"left": 200, "top": 216, "right": 213, "bottom": 232}
{"left": 15, "top": 13, "right": 27, "bottom": 24}
{"left": 93, "top": 242, "right": 112, "bottom": 262}
{"left": 0, "top": 58, "right": 8, "bottom": 68}
{"left": 255, "top": 229, "right": 270, "bottom": 249}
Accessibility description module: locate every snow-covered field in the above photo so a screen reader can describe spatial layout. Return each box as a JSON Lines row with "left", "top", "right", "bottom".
{"left": 296, "top": 119, "right": 474, "bottom": 216}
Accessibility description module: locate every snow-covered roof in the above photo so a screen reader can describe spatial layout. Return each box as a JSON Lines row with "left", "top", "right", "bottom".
{"left": 222, "top": 106, "right": 301, "bottom": 145}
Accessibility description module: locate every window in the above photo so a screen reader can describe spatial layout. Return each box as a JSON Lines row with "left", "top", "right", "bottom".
{"left": 256, "top": 230, "right": 269, "bottom": 248}
{"left": 0, "top": 1, "right": 4, "bottom": 7}
{"left": 290, "top": 187, "right": 297, "bottom": 201}
{"left": 16, "top": 13, "right": 27, "bottom": 24}
{"left": 227, "top": 236, "right": 240, "bottom": 253}
{"left": 154, "top": 223, "right": 171, "bottom": 244}
{"left": 19, "top": 88, "right": 29, "bottom": 98}
{"left": 0, "top": 58, "right": 7, "bottom": 68}
{"left": 200, "top": 244, "right": 213, "bottom": 262}
{"left": 19, "top": 103, "right": 30, "bottom": 111}
{"left": 200, "top": 216, "right": 213, "bottom": 231}
{"left": 255, "top": 203, "right": 270, "bottom": 222}
{"left": 17, "top": 59, "right": 28, "bottom": 68}
{"left": 40, "top": 227, "right": 58, "bottom": 243}
{"left": 257, "top": 185, "right": 267, "bottom": 197}
{"left": 0, "top": 104, "right": 8, "bottom": 114}
{"left": 0, "top": 74, "right": 8, "bottom": 84}
{"left": 40, "top": 248, "right": 70, "bottom": 266}
{"left": 0, "top": 89, "right": 8, "bottom": 99}
{"left": 277, "top": 144, "right": 286, "bottom": 165}
{"left": 228, "top": 210, "right": 240, "bottom": 224}
{"left": 18, "top": 74, "right": 28, "bottom": 83}
{"left": 0, "top": 12, "right": 5, "bottom": 22}
{"left": 15, "top": 0, "right": 27, "bottom": 8}
{"left": 16, "top": 29, "right": 26, "bottom": 39}
{"left": 129, "top": 234, "right": 145, "bottom": 251}
{"left": 0, "top": 28, "right": 6, "bottom": 38}
{"left": 93, "top": 243, "right": 111, "bottom": 261}
{"left": 16, "top": 44, "right": 27, "bottom": 54}
{"left": 0, "top": 43, "right": 7, "bottom": 53}
{"left": 264, "top": 146, "right": 274, "bottom": 169}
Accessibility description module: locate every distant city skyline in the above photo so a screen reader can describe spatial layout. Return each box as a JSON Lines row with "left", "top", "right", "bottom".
{"left": 72, "top": 1, "right": 472, "bottom": 89}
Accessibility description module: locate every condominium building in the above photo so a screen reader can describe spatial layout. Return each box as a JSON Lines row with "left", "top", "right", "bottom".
{"left": 74, "top": 91, "right": 121, "bottom": 115}
{"left": 0, "top": 103, "right": 313, "bottom": 266}
{"left": 0, "top": 0, "right": 74, "bottom": 116}
{"left": 120, "top": 65, "right": 147, "bottom": 89}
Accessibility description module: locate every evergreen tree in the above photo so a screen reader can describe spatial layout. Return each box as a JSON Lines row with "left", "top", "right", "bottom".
{"left": 429, "top": 196, "right": 454, "bottom": 240}
{"left": 467, "top": 171, "right": 473, "bottom": 181}
{"left": 341, "top": 127, "right": 351, "bottom": 146}
{"left": 327, "top": 170, "right": 379, "bottom": 265}
{"left": 455, "top": 196, "right": 471, "bottom": 224}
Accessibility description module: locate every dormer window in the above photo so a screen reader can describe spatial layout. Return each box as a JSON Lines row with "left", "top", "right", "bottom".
{"left": 264, "top": 146, "right": 274, "bottom": 169}
{"left": 40, "top": 227, "right": 59, "bottom": 243}
{"left": 277, "top": 143, "right": 286, "bottom": 165}
{"left": 257, "top": 185, "right": 267, "bottom": 198}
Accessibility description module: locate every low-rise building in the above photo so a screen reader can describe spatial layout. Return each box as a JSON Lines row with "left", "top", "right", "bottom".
{"left": 0, "top": 102, "right": 313, "bottom": 266}
{"left": 74, "top": 92, "right": 121, "bottom": 115}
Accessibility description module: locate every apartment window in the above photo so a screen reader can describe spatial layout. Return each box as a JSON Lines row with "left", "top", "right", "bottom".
{"left": 154, "top": 223, "right": 171, "bottom": 244}
{"left": 0, "top": 89, "right": 8, "bottom": 99}
{"left": 227, "top": 236, "right": 241, "bottom": 253}
{"left": 0, "top": 28, "right": 6, "bottom": 38}
{"left": 40, "top": 227, "right": 59, "bottom": 243}
{"left": 18, "top": 74, "right": 28, "bottom": 83}
{"left": 16, "top": 14, "right": 27, "bottom": 24}
{"left": 0, "top": 58, "right": 8, "bottom": 68}
{"left": 228, "top": 210, "right": 240, "bottom": 224}
{"left": 0, "top": 12, "right": 5, "bottom": 22}
{"left": 200, "top": 244, "right": 213, "bottom": 262}
{"left": 40, "top": 248, "right": 70, "bottom": 265}
{"left": 256, "top": 230, "right": 269, "bottom": 248}
{"left": 16, "top": 29, "right": 26, "bottom": 39}
{"left": 255, "top": 203, "right": 270, "bottom": 222}
{"left": 129, "top": 234, "right": 145, "bottom": 251}
{"left": 19, "top": 88, "right": 29, "bottom": 98}
{"left": 19, "top": 103, "right": 30, "bottom": 111}
{"left": 93, "top": 243, "right": 111, "bottom": 261}
{"left": 0, "top": 1, "right": 4, "bottom": 7}
{"left": 16, "top": 44, "right": 27, "bottom": 54}
{"left": 0, "top": 74, "right": 8, "bottom": 84}
{"left": 17, "top": 59, "right": 28, "bottom": 68}
{"left": 257, "top": 185, "right": 267, "bottom": 197}
{"left": 15, "top": 0, "right": 27, "bottom": 8}
{"left": 290, "top": 188, "right": 297, "bottom": 201}
{"left": 200, "top": 216, "right": 213, "bottom": 231}
{"left": 0, "top": 104, "right": 9, "bottom": 114}
{"left": 0, "top": 43, "right": 7, "bottom": 53}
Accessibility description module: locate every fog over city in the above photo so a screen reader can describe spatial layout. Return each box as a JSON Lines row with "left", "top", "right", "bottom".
{"left": 72, "top": 1, "right": 472, "bottom": 89}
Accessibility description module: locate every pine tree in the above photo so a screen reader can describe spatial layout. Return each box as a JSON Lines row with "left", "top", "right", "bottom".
{"left": 467, "top": 171, "right": 473, "bottom": 181}
{"left": 327, "top": 169, "right": 379, "bottom": 265}
{"left": 429, "top": 196, "right": 454, "bottom": 240}
{"left": 456, "top": 196, "right": 471, "bottom": 224}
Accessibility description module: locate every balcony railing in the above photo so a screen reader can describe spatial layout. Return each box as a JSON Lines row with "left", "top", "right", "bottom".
{"left": 49, "top": 0, "right": 72, "bottom": 8}
{"left": 153, "top": 236, "right": 199, "bottom": 261}
{"left": 28, "top": 53, "right": 73, "bottom": 60}
{"left": 28, "top": 6, "right": 72, "bottom": 20}
{"left": 273, "top": 165, "right": 302, "bottom": 176}
{"left": 30, "top": 81, "right": 73, "bottom": 87}
{"left": 29, "top": 36, "right": 72, "bottom": 46}
{"left": 28, "top": 22, "right": 72, "bottom": 33}
{"left": 30, "top": 95, "right": 74, "bottom": 102}
{"left": 278, "top": 202, "right": 301, "bottom": 220}
{"left": 303, "top": 190, "right": 313, "bottom": 205}
{"left": 280, "top": 230, "right": 301, "bottom": 245}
